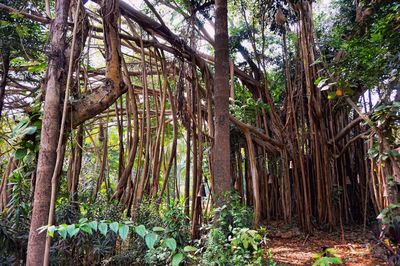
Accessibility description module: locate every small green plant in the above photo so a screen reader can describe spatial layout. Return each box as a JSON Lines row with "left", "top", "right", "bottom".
{"left": 216, "top": 192, "right": 254, "bottom": 234}
{"left": 312, "top": 248, "right": 342, "bottom": 266}
{"left": 230, "top": 227, "right": 264, "bottom": 265}
{"left": 201, "top": 192, "right": 269, "bottom": 265}
{"left": 201, "top": 226, "right": 267, "bottom": 265}
{"left": 135, "top": 224, "right": 195, "bottom": 266}
{"left": 162, "top": 203, "right": 191, "bottom": 245}
{"left": 40, "top": 221, "right": 196, "bottom": 266}
{"left": 201, "top": 228, "right": 229, "bottom": 265}
{"left": 39, "top": 219, "right": 131, "bottom": 241}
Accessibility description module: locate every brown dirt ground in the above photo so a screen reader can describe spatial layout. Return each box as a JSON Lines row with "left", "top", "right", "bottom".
{"left": 266, "top": 221, "right": 387, "bottom": 265}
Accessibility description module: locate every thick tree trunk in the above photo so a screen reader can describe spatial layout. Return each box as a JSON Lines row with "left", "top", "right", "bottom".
{"left": 26, "top": 0, "right": 70, "bottom": 264}
{"left": 213, "top": 0, "right": 231, "bottom": 204}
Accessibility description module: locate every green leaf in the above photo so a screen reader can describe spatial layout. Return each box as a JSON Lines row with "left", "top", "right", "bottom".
{"left": 98, "top": 222, "right": 108, "bottom": 236}
{"left": 310, "top": 59, "right": 322, "bottom": 67}
{"left": 164, "top": 238, "right": 177, "bottom": 252}
{"left": 312, "top": 256, "right": 342, "bottom": 266}
{"left": 71, "top": 227, "right": 80, "bottom": 237}
{"left": 314, "top": 77, "right": 323, "bottom": 85}
{"left": 327, "top": 91, "right": 337, "bottom": 100}
{"left": 183, "top": 245, "right": 197, "bottom": 252}
{"left": 15, "top": 149, "right": 27, "bottom": 160}
{"left": 28, "top": 62, "right": 47, "bottom": 73}
{"left": 58, "top": 225, "right": 68, "bottom": 239}
{"left": 10, "top": 12, "right": 24, "bottom": 19}
{"left": 24, "top": 126, "right": 37, "bottom": 135}
{"left": 172, "top": 253, "right": 184, "bottom": 266}
{"left": 67, "top": 224, "right": 76, "bottom": 237}
{"left": 118, "top": 224, "right": 129, "bottom": 241}
{"left": 110, "top": 222, "right": 119, "bottom": 233}
{"left": 243, "top": 239, "right": 249, "bottom": 249}
{"left": 152, "top": 226, "right": 165, "bottom": 232}
{"left": 145, "top": 232, "right": 158, "bottom": 249}
{"left": 79, "top": 218, "right": 88, "bottom": 223}
{"left": 135, "top": 224, "right": 147, "bottom": 238}
{"left": 80, "top": 224, "right": 93, "bottom": 234}
{"left": 47, "top": 225, "right": 56, "bottom": 237}
{"left": 89, "top": 221, "right": 98, "bottom": 231}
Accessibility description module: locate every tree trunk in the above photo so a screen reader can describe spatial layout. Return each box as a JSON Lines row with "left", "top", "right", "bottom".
{"left": 0, "top": 48, "right": 10, "bottom": 118}
{"left": 213, "top": 0, "right": 231, "bottom": 204}
{"left": 26, "top": 0, "right": 70, "bottom": 264}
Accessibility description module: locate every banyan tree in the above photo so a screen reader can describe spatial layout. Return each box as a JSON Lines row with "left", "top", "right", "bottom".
{"left": 0, "top": 0, "right": 399, "bottom": 264}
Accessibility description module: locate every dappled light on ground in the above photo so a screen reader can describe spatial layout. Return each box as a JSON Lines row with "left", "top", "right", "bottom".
{"left": 267, "top": 222, "right": 386, "bottom": 265}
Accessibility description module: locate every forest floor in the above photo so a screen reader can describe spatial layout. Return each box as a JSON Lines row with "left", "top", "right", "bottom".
{"left": 266, "top": 221, "right": 387, "bottom": 265}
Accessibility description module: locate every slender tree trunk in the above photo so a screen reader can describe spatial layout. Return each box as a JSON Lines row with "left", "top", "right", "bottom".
{"left": 68, "top": 125, "right": 83, "bottom": 203}
{"left": 26, "top": 0, "right": 70, "bottom": 264}
{"left": 213, "top": 0, "right": 231, "bottom": 204}
{"left": 0, "top": 156, "right": 16, "bottom": 212}
{"left": 0, "top": 48, "right": 10, "bottom": 118}
{"left": 184, "top": 126, "right": 191, "bottom": 216}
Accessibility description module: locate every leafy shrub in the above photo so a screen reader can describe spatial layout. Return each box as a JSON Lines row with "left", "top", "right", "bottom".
{"left": 0, "top": 169, "right": 32, "bottom": 263}
{"left": 201, "top": 226, "right": 266, "bottom": 266}
{"left": 201, "top": 228, "right": 228, "bottom": 265}
{"left": 375, "top": 204, "right": 400, "bottom": 265}
{"left": 49, "top": 190, "right": 123, "bottom": 265}
{"left": 216, "top": 192, "right": 254, "bottom": 235}
{"left": 201, "top": 192, "right": 269, "bottom": 265}
{"left": 162, "top": 203, "right": 191, "bottom": 246}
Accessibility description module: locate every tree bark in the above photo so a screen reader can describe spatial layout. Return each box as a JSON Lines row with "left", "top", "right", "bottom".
{"left": 213, "top": 0, "right": 231, "bottom": 204}
{"left": 26, "top": 0, "right": 70, "bottom": 264}
{"left": 0, "top": 48, "right": 10, "bottom": 118}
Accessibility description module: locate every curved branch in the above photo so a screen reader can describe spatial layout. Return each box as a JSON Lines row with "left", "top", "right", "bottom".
{"left": 329, "top": 116, "right": 364, "bottom": 144}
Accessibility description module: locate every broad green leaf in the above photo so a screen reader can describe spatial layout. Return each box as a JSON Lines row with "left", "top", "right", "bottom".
{"left": 145, "top": 232, "right": 158, "bottom": 249}
{"left": 183, "top": 245, "right": 197, "bottom": 252}
{"left": 15, "top": 149, "right": 27, "bottom": 160}
{"left": 164, "top": 238, "right": 177, "bottom": 252}
{"left": 172, "top": 253, "right": 184, "bottom": 266}
{"left": 98, "top": 222, "right": 108, "bottom": 236}
{"left": 67, "top": 224, "right": 76, "bottom": 237}
{"left": 71, "top": 228, "right": 80, "bottom": 237}
{"left": 47, "top": 225, "right": 56, "bottom": 237}
{"left": 89, "top": 221, "right": 98, "bottom": 231}
{"left": 80, "top": 224, "right": 92, "bottom": 234}
{"left": 118, "top": 224, "right": 129, "bottom": 241}
{"left": 58, "top": 227, "right": 67, "bottom": 239}
{"left": 135, "top": 224, "right": 147, "bottom": 238}
{"left": 110, "top": 222, "right": 119, "bottom": 233}
{"left": 66, "top": 224, "right": 80, "bottom": 237}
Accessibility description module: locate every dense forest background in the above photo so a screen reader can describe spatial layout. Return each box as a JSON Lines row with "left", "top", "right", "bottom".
{"left": 0, "top": 0, "right": 399, "bottom": 265}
